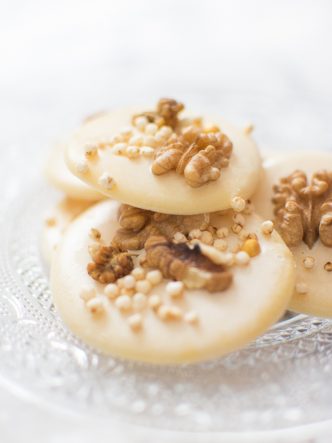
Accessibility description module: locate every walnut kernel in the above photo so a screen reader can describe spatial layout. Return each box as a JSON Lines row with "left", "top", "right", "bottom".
{"left": 87, "top": 244, "right": 134, "bottom": 284}
{"left": 272, "top": 170, "right": 332, "bottom": 249}
{"left": 145, "top": 236, "right": 232, "bottom": 292}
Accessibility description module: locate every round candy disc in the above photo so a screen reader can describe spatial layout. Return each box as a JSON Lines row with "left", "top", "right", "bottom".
{"left": 45, "top": 142, "right": 104, "bottom": 201}
{"left": 252, "top": 151, "right": 332, "bottom": 318}
{"left": 51, "top": 200, "right": 294, "bottom": 364}
{"left": 41, "top": 197, "right": 92, "bottom": 264}
{"left": 65, "top": 106, "right": 261, "bottom": 214}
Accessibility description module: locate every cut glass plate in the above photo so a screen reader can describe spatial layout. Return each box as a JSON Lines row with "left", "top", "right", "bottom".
{"left": 0, "top": 183, "right": 331, "bottom": 434}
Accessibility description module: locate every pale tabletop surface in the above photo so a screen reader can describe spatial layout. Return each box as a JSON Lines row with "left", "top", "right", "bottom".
{"left": 1, "top": 0, "right": 332, "bottom": 441}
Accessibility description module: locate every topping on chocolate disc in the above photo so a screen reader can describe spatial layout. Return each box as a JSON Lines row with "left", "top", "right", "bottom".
{"left": 132, "top": 98, "right": 184, "bottom": 129}
{"left": 145, "top": 236, "right": 232, "bottom": 292}
{"left": 152, "top": 130, "right": 232, "bottom": 188}
{"left": 87, "top": 244, "right": 134, "bottom": 284}
{"left": 272, "top": 170, "right": 332, "bottom": 248}
{"left": 132, "top": 98, "right": 233, "bottom": 187}
{"left": 112, "top": 204, "right": 206, "bottom": 250}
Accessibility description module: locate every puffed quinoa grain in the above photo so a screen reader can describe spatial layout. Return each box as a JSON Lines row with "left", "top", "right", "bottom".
{"left": 233, "top": 213, "right": 245, "bottom": 226}
{"left": 76, "top": 159, "right": 89, "bottom": 174}
{"left": 136, "top": 279, "right": 152, "bottom": 294}
{"left": 89, "top": 228, "right": 101, "bottom": 241}
{"left": 200, "top": 231, "right": 214, "bottom": 245}
{"left": 158, "top": 126, "right": 173, "bottom": 137}
{"left": 134, "top": 116, "right": 148, "bottom": 130}
{"left": 216, "top": 227, "right": 229, "bottom": 238}
{"left": 146, "top": 269, "right": 163, "bottom": 286}
{"left": 145, "top": 123, "right": 158, "bottom": 135}
{"left": 303, "top": 256, "right": 315, "bottom": 269}
{"left": 166, "top": 281, "right": 184, "bottom": 298}
{"left": 143, "top": 135, "right": 157, "bottom": 147}
{"left": 232, "top": 223, "right": 242, "bottom": 234}
{"left": 243, "top": 123, "right": 254, "bottom": 134}
{"left": 235, "top": 251, "right": 250, "bottom": 266}
{"left": 117, "top": 278, "right": 125, "bottom": 288}
{"left": 126, "top": 146, "right": 140, "bottom": 158}
{"left": 261, "top": 220, "right": 274, "bottom": 235}
{"left": 213, "top": 238, "right": 228, "bottom": 251}
{"left": 149, "top": 294, "right": 162, "bottom": 309}
{"left": 129, "top": 135, "right": 143, "bottom": 146}
{"left": 131, "top": 267, "right": 146, "bottom": 280}
{"left": 128, "top": 313, "right": 143, "bottom": 331}
{"left": 80, "top": 287, "right": 96, "bottom": 302}
{"left": 184, "top": 311, "right": 199, "bottom": 324}
{"left": 188, "top": 229, "right": 202, "bottom": 240}
{"left": 140, "top": 146, "right": 154, "bottom": 157}
{"left": 132, "top": 293, "right": 147, "bottom": 310}
{"left": 123, "top": 275, "right": 136, "bottom": 289}
{"left": 121, "top": 287, "right": 135, "bottom": 297}
{"left": 241, "top": 238, "right": 260, "bottom": 257}
{"left": 104, "top": 283, "right": 120, "bottom": 299}
{"left": 86, "top": 297, "right": 105, "bottom": 314}
{"left": 112, "top": 142, "right": 127, "bottom": 154}
{"left": 158, "top": 305, "right": 182, "bottom": 321}
{"left": 173, "top": 232, "right": 187, "bottom": 243}
{"left": 84, "top": 143, "right": 98, "bottom": 158}
{"left": 231, "top": 196, "right": 246, "bottom": 212}
{"left": 115, "top": 294, "right": 132, "bottom": 311}
{"left": 98, "top": 173, "right": 115, "bottom": 190}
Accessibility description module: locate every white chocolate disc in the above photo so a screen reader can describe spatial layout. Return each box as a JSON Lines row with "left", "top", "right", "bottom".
{"left": 51, "top": 200, "right": 294, "bottom": 364}
{"left": 41, "top": 198, "right": 92, "bottom": 264}
{"left": 252, "top": 151, "right": 332, "bottom": 317}
{"left": 65, "top": 108, "right": 262, "bottom": 214}
{"left": 45, "top": 143, "right": 104, "bottom": 201}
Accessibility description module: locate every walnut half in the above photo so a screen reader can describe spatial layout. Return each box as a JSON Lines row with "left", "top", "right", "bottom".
{"left": 87, "top": 244, "right": 134, "bottom": 284}
{"left": 132, "top": 98, "right": 184, "bottom": 129}
{"left": 152, "top": 127, "right": 232, "bottom": 188}
{"left": 112, "top": 204, "right": 206, "bottom": 251}
{"left": 145, "top": 236, "right": 232, "bottom": 292}
{"left": 272, "top": 170, "right": 332, "bottom": 249}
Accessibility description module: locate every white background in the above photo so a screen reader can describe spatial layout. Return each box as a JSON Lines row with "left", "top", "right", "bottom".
{"left": 1, "top": 1, "right": 332, "bottom": 441}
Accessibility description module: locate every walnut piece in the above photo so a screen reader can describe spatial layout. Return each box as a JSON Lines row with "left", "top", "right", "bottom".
{"left": 145, "top": 236, "right": 232, "bottom": 292}
{"left": 87, "top": 244, "right": 134, "bottom": 284}
{"left": 152, "top": 128, "right": 233, "bottom": 188}
{"left": 132, "top": 98, "right": 184, "bottom": 129}
{"left": 113, "top": 204, "right": 206, "bottom": 251}
{"left": 133, "top": 98, "right": 233, "bottom": 187}
{"left": 272, "top": 170, "right": 332, "bottom": 249}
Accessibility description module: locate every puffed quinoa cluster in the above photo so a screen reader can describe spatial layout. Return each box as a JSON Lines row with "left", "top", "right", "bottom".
{"left": 81, "top": 264, "right": 199, "bottom": 330}
{"left": 76, "top": 114, "right": 180, "bottom": 188}
{"left": 98, "top": 116, "right": 175, "bottom": 162}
